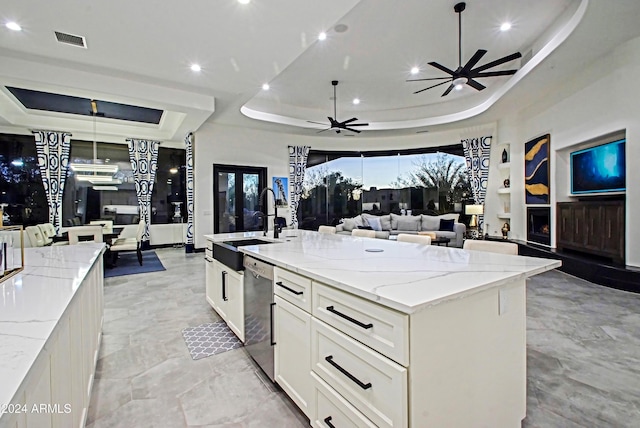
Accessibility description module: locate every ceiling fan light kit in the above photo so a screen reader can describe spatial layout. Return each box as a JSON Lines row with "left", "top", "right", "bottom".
{"left": 307, "top": 80, "right": 368, "bottom": 135}
{"left": 408, "top": 2, "right": 522, "bottom": 97}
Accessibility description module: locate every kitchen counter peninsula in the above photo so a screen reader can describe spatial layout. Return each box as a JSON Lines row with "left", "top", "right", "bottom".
{"left": 204, "top": 230, "right": 560, "bottom": 427}
{"left": 0, "top": 244, "right": 105, "bottom": 428}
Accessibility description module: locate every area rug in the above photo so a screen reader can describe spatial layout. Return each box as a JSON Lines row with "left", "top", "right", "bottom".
{"left": 104, "top": 251, "right": 166, "bottom": 278}
{"left": 182, "top": 321, "right": 243, "bottom": 360}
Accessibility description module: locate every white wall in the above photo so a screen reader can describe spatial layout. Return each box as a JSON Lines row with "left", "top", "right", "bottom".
{"left": 505, "top": 36, "right": 640, "bottom": 267}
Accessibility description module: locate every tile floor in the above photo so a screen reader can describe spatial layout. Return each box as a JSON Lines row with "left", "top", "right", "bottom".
{"left": 87, "top": 248, "right": 640, "bottom": 427}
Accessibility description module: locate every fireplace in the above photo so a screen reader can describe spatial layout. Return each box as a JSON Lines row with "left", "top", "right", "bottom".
{"left": 527, "top": 207, "right": 551, "bottom": 245}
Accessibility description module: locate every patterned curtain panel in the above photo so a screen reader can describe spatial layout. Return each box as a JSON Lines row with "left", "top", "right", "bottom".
{"left": 184, "top": 133, "right": 195, "bottom": 253}
{"left": 288, "top": 146, "right": 310, "bottom": 228}
{"left": 461, "top": 135, "right": 492, "bottom": 232}
{"left": 32, "top": 130, "right": 72, "bottom": 234}
{"left": 126, "top": 139, "right": 160, "bottom": 243}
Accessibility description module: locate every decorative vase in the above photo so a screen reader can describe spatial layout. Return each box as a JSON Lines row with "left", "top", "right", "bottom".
{"left": 503, "top": 178, "right": 510, "bottom": 188}
{"left": 501, "top": 148, "right": 508, "bottom": 163}
{"left": 501, "top": 222, "right": 510, "bottom": 239}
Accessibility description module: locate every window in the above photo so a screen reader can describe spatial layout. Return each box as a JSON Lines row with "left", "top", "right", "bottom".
{"left": 63, "top": 141, "right": 186, "bottom": 226}
{"left": 299, "top": 146, "right": 472, "bottom": 228}
{"left": 0, "top": 133, "right": 48, "bottom": 226}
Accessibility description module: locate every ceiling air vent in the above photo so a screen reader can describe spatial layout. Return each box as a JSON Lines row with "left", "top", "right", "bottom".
{"left": 54, "top": 31, "right": 87, "bottom": 48}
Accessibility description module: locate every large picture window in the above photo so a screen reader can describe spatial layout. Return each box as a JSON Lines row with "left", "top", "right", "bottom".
{"left": 0, "top": 133, "right": 186, "bottom": 229}
{"left": 298, "top": 146, "right": 472, "bottom": 229}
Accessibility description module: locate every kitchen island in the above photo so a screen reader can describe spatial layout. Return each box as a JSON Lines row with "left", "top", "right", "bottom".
{"left": 204, "top": 230, "right": 560, "bottom": 427}
{"left": 0, "top": 244, "right": 105, "bottom": 428}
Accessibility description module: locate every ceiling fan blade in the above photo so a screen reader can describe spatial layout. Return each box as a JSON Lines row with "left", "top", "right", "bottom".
{"left": 414, "top": 80, "right": 451, "bottom": 94}
{"left": 346, "top": 123, "right": 368, "bottom": 127}
{"left": 441, "top": 84, "right": 455, "bottom": 97}
{"left": 461, "top": 49, "right": 487, "bottom": 73}
{"left": 341, "top": 117, "right": 358, "bottom": 124}
{"left": 428, "top": 62, "right": 457, "bottom": 76}
{"left": 344, "top": 127, "right": 362, "bottom": 133}
{"left": 406, "top": 77, "right": 452, "bottom": 82}
{"left": 307, "top": 120, "right": 327, "bottom": 126}
{"left": 317, "top": 128, "right": 331, "bottom": 133}
{"left": 472, "top": 52, "right": 522, "bottom": 73}
{"left": 466, "top": 79, "right": 486, "bottom": 91}
{"left": 472, "top": 70, "right": 518, "bottom": 78}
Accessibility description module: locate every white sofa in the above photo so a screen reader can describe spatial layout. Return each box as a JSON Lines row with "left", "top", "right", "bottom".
{"left": 335, "top": 213, "right": 466, "bottom": 247}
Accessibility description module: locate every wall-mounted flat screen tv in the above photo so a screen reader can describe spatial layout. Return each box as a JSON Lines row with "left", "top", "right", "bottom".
{"left": 570, "top": 139, "right": 625, "bottom": 195}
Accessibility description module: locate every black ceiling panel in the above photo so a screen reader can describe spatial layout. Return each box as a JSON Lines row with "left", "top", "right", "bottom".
{"left": 6, "top": 87, "right": 163, "bottom": 124}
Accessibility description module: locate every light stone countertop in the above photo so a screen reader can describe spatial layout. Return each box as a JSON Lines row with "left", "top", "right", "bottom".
{"left": 0, "top": 243, "right": 105, "bottom": 409}
{"left": 204, "top": 231, "right": 561, "bottom": 314}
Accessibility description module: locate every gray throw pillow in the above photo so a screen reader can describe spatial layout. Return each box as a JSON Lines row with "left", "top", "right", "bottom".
{"left": 379, "top": 215, "right": 392, "bottom": 231}
{"left": 396, "top": 216, "right": 421, "bottom": 231}
{"left": 421, "top": 215, "right": 440, "bottom": 231}
{"left": 366, "top": 217, "right": 382, "bottom": 231}
{"left": 390, "top": 213, "right": 402, "bottom": 229}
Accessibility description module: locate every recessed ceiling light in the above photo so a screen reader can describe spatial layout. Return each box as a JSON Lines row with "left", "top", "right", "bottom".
{"left": 238, "top": 0, "right": 250, "bottom": 4}
{"left": 5, "top": 22, "right": 22, "bottom": 31}
{"left": 352, "top": 98, "right": 360, "bottom": 105}
{"left": 500, "top": 22, "right": 512, "bottom": 32}
{"left": 334, "top": 24, "right": 348, "bottom": 33}
{"left": 190, "top": 64, "right": 201, "bottom": 72}
{"left": 410, "top": 67, "right": 420, "bottom": 75}
{"left": 262, "top": 83, "right": 270, "bottom": 90}
{"left": 318, "top": 32, "right": 327, "bottom": 41}
{"left": 169, "top": 167, "right": 178, "bottom": 174}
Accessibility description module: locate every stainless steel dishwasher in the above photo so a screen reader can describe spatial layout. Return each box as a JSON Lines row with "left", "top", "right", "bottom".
{"left": 243, "top": 255, "right": 275, "bottom": 381}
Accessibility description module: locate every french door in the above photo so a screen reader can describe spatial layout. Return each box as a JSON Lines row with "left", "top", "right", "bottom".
{"left": 213, "top": 164, "right": 267, "bottom": 234}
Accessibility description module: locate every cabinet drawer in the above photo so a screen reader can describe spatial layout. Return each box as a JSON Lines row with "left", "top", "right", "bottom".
{"left": 312, "top": 282, "right": 408, "bottom": 366}
{"left": 274, "top": 267, "right": 312, "bottom": 312}
{"left": 310, "top": 372, "right": 376, "bottom": 428}
{"left": 311, "top": 318, "right": 407, "bottom": 428}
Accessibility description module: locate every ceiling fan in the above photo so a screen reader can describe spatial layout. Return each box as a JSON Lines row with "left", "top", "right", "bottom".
{"left": 408, "top": 2, "right": 522, "bottom": 97}
{"left": 307, "top": 80, "right": 368, "bottom": 134}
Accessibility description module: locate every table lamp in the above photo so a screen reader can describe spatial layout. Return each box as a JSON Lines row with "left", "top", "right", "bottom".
{"left": 465, "top": 204, "right": 484, "bottom": 229}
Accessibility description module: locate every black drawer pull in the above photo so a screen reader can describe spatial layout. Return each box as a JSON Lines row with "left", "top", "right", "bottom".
{"left": 276, "top": 281, "right": 303, "bottom": 295}
{"left": 326, "top": 306, "right": 373, "bottom": 329}
{"left": 324, "top": 416, "right": 336, "bottom": 428}
{"left": 222, "top": 271, "right": 228, "bottom": 301}
{"left": 325, "top": 355, "right": 372, "bottom": 390}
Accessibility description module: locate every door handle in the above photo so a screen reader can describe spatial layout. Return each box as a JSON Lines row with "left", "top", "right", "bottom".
{"left": 221, "top": 271, "right": 228, "bottom": 301}
{"left": 270, "top": 302, "right": 276, "bottom": 346}
{"left": 323, "top": 416, "right": 336, "bottom": 428}
{"left": 325, "top": 355, "right": 372, "bottom": 390}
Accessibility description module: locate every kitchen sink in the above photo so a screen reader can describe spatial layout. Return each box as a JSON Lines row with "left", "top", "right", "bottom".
{"left": 213, "top": 238, "right": 280, "bottom": 271}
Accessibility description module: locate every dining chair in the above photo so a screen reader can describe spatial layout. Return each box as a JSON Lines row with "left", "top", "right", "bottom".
{"left": 67, "top": 226, "right": 104, "bottom": 245}
{"left": 351, "top": 229, "right": 376, "bottom": 238}
{"left": 109, "top": 220, "right": 145, "bottom": 266}
{"left": 463, "top": 240, "right": 518, "bottom": 255}
{"left": 318, "top": 225, "right": 337, "bottom": 234}
{"left": 397, "top": 233, "right": 432, "bottom": 245}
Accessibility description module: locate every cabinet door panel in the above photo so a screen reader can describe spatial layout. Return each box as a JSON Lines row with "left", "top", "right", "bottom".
{"left": 274, "top": 296, "right": 312, "bottom": 417}
{"left": 224, "top": 270, "right": 244, "bottom": 342}
{"left": 601, "top": 203, "right": 625, "bottom": 261}
{"left": 557, "top": 204, "right": 573, "bottom": 246}
{"left": 583, "top": 205, "right": 602, "bottom": 251}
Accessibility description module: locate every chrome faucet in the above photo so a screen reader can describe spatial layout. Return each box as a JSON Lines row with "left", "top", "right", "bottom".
{"left": 258, "top": 187, "right": 280, "bottom": 238}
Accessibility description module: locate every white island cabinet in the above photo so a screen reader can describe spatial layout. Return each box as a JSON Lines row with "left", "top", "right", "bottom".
{"left": 205, "top": 257, "right": 244, "bottom": 342}
{"left": 205, "top": 230, "right": 560, "bottom": 427}
{"left": 0, "top": 244, "right": 105, "bottom": 428}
